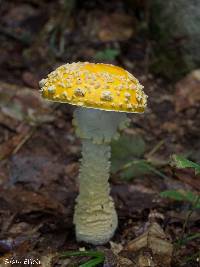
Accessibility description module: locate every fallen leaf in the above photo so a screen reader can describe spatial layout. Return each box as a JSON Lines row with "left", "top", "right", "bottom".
{"left": 98, "top": 13, "right": 135, "bottom": 42}
{"left": 126, "top": 222, "right": 173, "bottom": 267}
{"left": 9, "top": 154, "right": 65, "bottom": 190}
{"left": 112, "top": 184, "right": 155, "bottom": 219}
{"left": 110, "top": 241, "right": 123, "bottom": 255}
{"left": 175, "top": 69, "right": 200, "bottom": 112}
{"left": 40, "top": 253, "right": 57, "bottom": 267}
{"left": 0, "top": 82, "right": 54, "bottom": 125}
{"left": 103, "top": 248, "right": 134, "bottom": 267}
{"left": 83, "top": 11, "right": 136, "bottom": 42}
{"left": 174, "top": 169, "right": 200, "bottom": 191}
{"left": 116, "top": 256, "right": 134, "bottom": 267}
{"left": 0, "top": 231, "right": 39, "bottom": 255}
{"left": 9, "top": 222, "right": 29, "bottom": 235}
{"left": 22, "top": 71, "right": 39, "bottom": 89}
{"left": 0, "top": 187, "right": 66, "bottom": 215}
{"left": 137, "top": 251, "right": 156, "bottom": 267}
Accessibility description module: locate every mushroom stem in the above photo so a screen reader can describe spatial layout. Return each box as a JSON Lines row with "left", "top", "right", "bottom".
{"left": 74, "top": 139, "right": 117, "bottom": 245}
{"left": 73, "top": 107, "right": 130, "bottom": 245}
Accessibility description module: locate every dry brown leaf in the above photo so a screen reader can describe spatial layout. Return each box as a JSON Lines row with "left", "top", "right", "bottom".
{"left": 98, "top": 13, "right": 134, "bottom": 42}
{"left": 116, "top": 256, "right": 134, "bottom": 267}
{"left": 40, "top": 253, "right": 57, "bottom": 267}
{"left": 103, "top": 248, "right": 135, "bottom": 267}
{"left": 0, "top": 187, "right": 66, "bottom": 215}
{"left": 175, "top": 69, "right": 200, "bottom": 112}
{"left": 137, "top": 251, "right": 156, "bottom": 267}
{"left": 126, "top": 222, "right": 173, "bottom": 267}
{"left": 0, "top": 82, "right": 54, "bottom": 125}
{"left": 175, "top": 169, "right": 200, "bottom": 191}
{"left": 22, "top": 71, "right": 39, "bottom": 89}
{"left": 110, "top": 241, "right": 123, "bottom": 255}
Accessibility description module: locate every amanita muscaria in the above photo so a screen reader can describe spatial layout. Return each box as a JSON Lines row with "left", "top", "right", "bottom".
{"left": 39, "top": 62, "right": 147, "bottom": 245}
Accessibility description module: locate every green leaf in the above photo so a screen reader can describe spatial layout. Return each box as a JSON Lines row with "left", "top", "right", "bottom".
{"left": 160, "top": 190, "right": 188, "bottom": 201}
{"left": 60, "top": 250, "right": 105, "bottom": 267}
{"left": 80, "top": 257, "right": 104, "bottom": 267}
{"left": 171, "top": 155, "right": 200, "bottom": 175}
{"left": 178, "top": 233, "right": 200, "bottom": 245}
{"left": 184, "top": 191, "right": 199, "bottom": 204}
{"left": 60, "top": 251, "right": 104, "bottom": 258}
{"left": 111, "top": 134, "right": 146, "bottom": 173}
{"left": 111, "top": 134, "right": 168, "bottom": 180}
{"left": 160, "top": 190, "right": 200, "bottom": 208}
{"left": 120, "top": 160, "right": 151, "bottom": 180}
{"left": 94, "top": 48, "right": 120, "bottom": 61}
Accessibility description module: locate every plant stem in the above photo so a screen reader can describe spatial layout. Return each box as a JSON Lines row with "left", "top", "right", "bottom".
{"left": 180, "top": 195, "right": 200, "bottom": 242}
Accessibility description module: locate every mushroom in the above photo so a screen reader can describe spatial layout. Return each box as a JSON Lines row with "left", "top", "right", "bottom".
{"left": 39, "top": 62, "right": 148, "bottom": 245}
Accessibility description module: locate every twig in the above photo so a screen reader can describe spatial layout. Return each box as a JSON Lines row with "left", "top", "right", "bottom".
{"left": 145, "top": 140, "right": 165, "bottom": 159}
{"left": 12, "top": 127, "right": 36, "bottom": 155}
{"left": 118, "top": 159, "right": 169, "bottom": 180}
{"left": 11, "top": 103, "right": 59, "bottom": 156}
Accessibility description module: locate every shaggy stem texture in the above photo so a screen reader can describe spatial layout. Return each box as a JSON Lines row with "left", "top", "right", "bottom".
{"left": 73, "top": 107, "right": 129, "bottom": 245}
{"left": 74, "top": 140, "right": 117, "bottom": 244}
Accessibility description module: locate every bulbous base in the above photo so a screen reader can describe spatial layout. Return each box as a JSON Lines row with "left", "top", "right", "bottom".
{"left": 74, "top": 196, "right": 118, "bottom": 245}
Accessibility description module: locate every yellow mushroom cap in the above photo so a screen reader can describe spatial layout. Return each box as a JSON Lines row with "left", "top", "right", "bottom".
{"left": 39, "top": 62, "right": 148, "bottom": 113}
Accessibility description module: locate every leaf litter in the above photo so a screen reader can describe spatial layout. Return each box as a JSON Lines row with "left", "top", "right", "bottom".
{"left": 0, "top": 1, "right": 200, "bottom": 266}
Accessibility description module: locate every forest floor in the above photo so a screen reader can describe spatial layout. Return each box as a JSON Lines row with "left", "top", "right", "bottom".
{"left": 0, "top": 1, "right": 199, "bottom": 266}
